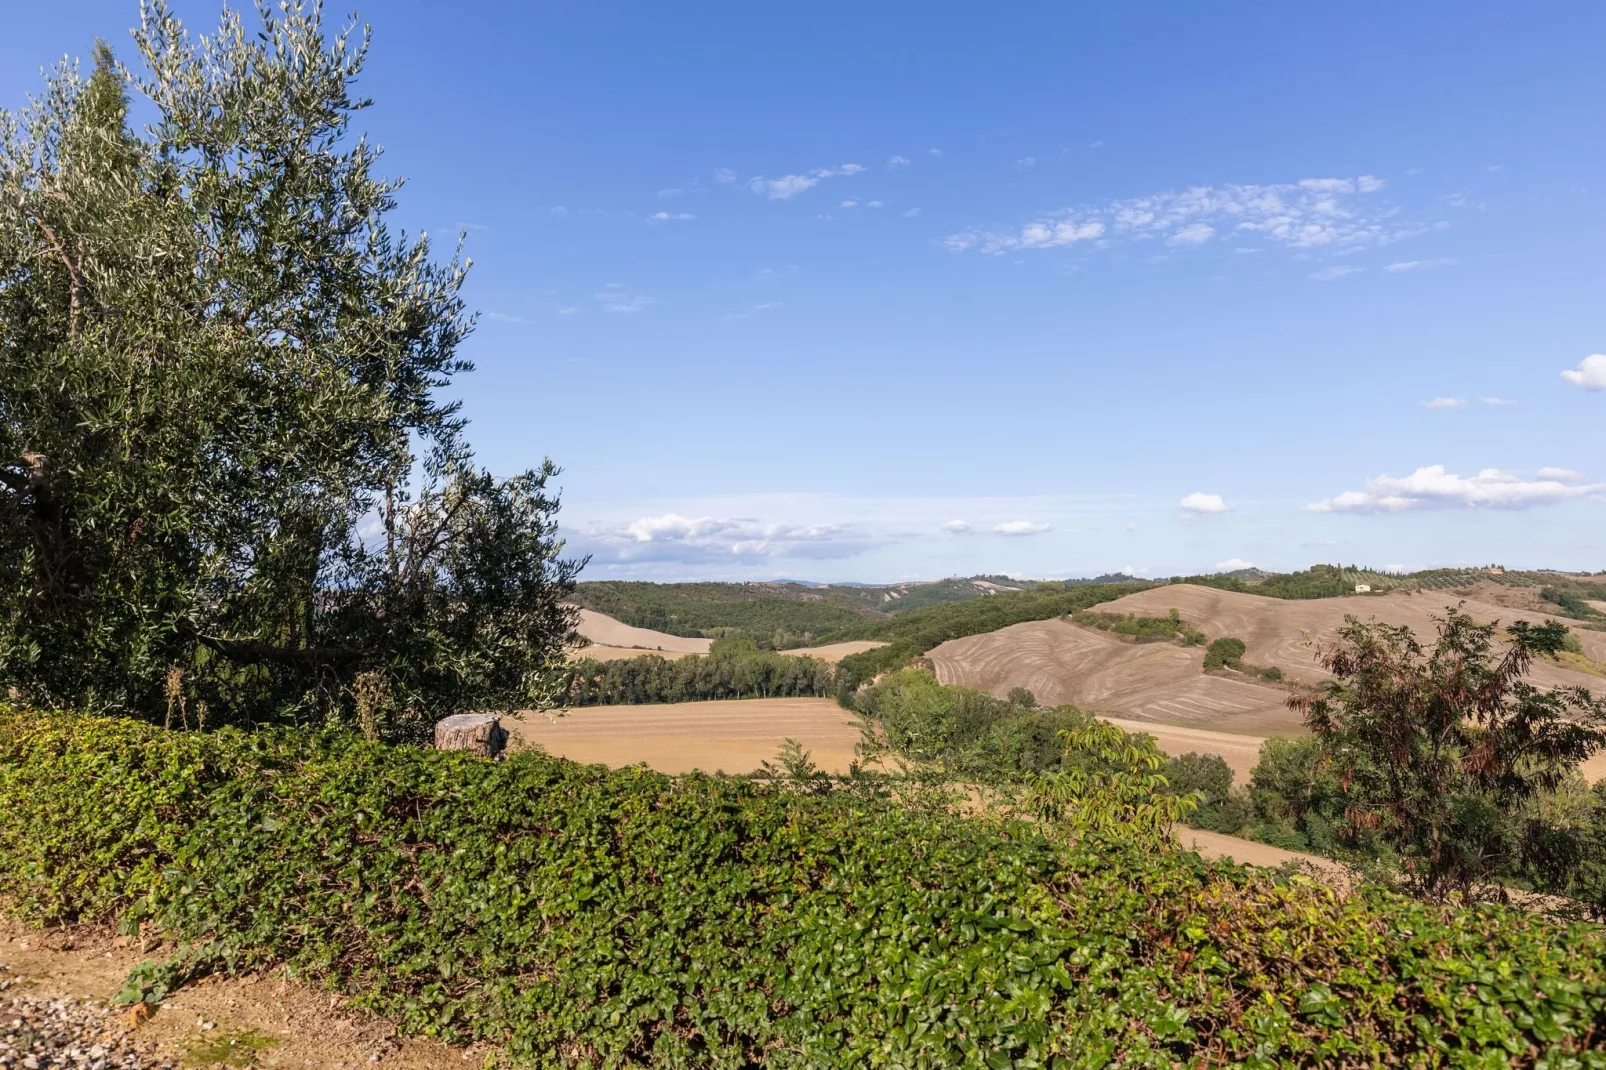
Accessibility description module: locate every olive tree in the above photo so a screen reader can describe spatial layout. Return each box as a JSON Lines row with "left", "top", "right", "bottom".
{"left": 0, "top": 3, "right": 582, "bottom": 738}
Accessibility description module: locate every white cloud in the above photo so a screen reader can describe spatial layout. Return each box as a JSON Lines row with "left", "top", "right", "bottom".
{"left": 1423, "top": 396, "right": 1465, "bottom": 409}
{"left": 949, "top": 174, "right": 1416, "bottom": 259}
{"left": 649, "top": 211, "right": 695, "bottom": 222}
{"left": 947, "top": 219, "right": 1104, "bottom": 253}
{"left": 927, "top": 148, "right": 943, "bottom": 157}
{"left": 1169, "top": 222, "right": 1215, "bottom": 246}
{"left": 485, "top": 312, "right": 532, "bottom": 324}
{"left": 887, "top": 155, "right": 911, "bottom": 169}
{"left": 1561, "top": 354, "right": 1606, "bottom": 391}
{"left": 1215, "top": 557, "right": 1256, "bottom": 570}
{"left": 902, "top": 207, "right": 921, "bottom": 218}
{"left": 940, "top": 520, "right": 971, "bottom": 534}
{"left": 597, "top": 512, "right": 882, "bottom": 564}
{"left": 657, "top": 188, "right": 683, "bottom": 199}
{"left": 866, "top": 200, "right": 884, "bottom": 209}
{"left": 1480, "top": 396, "right": 1515, "bottom": 406}
{"left": 594, "top": 284, "right": 657, "bottom": 314}
{"left": 1385, "top": 258, "right": 1452, "bottom": 272}
{"left": 713, "top": 168, "right": 737, "bottom": 184}
{"left": 556, "top": 306, "right": 577, "bottom": 316}
{"left": 1311, "top": 265, "right": 1362, "bottom": 280}
{"left": 992, "top": 520, "right": 1051, "bottom": 536}
{"left": 840, "top": 200, "right": 858, "bottom": 208}
{"left": 1538, "top": 467, "right": 1585, "bottom": 481}
{"left": 1306, "top": 465, "right": 1606, "bottom": 514}
{"left": 1179, "top": 492, "right": 1231, "bottom": 514}
{"left": 747, "top": 163, "right": 866, "bottom": 201}
{"left": 1016, "top": 156, "right": 1037, "bottom": 168}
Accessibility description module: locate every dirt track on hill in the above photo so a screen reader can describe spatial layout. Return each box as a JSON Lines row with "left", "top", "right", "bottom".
{"left": 929, "top": 584, "right": 1606, "bottom": 738}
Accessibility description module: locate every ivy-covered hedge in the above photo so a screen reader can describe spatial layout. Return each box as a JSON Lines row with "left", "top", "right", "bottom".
{"left": 3, "top": 708, "right": 1605, "bottom": 1067}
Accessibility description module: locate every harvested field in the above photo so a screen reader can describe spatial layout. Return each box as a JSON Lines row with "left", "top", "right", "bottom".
{"left": 929, "top": 583, "right": 1606, "bottom": 737}
{"left": 572, "top": 608, "right": 711, "bottom": 653}
{"left": 568, "top": 611, "right": 886, "bottom": 663}
{"left": 511, "top": 697, "right": 864, "bottom": 775}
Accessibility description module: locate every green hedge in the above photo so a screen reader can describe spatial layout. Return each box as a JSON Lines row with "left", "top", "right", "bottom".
{"left": 3, "top": 709, "right": 1605, "bottom": 1067}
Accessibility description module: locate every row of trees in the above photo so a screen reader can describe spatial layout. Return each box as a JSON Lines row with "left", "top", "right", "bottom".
{"left": 560, "top": 639, "right": 835, "bottom": 706}
{"left": 0, "top": 4, "right": 582, "bottom": 741}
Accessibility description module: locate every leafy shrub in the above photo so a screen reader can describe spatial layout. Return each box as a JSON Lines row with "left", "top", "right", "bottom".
{"left": 1259, "top": 665, "right": 1284, "bottom": 682}
{"left": 1165, "top": 752, "right": 1253, "bottom": 835}
{"left": 5, "top": 707, "right": 1606, "bottom": 1065}
{"left": 1203, "top": 637, "right": 1248, "bottom": 670}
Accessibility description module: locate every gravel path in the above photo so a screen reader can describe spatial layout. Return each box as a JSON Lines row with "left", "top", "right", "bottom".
{"left": 0, "top": 982, "right": 171, "bottom": 1070}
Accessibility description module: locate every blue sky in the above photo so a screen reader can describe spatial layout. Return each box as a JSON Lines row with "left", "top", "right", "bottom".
{"left": 6, "top": 2, "right": 1605, "bottom": 581}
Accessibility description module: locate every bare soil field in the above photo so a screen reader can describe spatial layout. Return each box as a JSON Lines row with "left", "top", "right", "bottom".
{"left": 929, "top": 584, "right": 1606, "bottom": 738}
{"left": 512, "top": 697, "right": 865, "bottom": 775}
{"left": 568, "top": 611, "right": 886, "bottom": 663}
{"left": 573, "top": 609, "right": 711, "bottom": 653}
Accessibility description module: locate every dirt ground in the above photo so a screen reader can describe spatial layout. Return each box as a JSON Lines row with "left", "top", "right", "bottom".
{"left": 512, "top": 697, "right": 867, "bottom": 775}
{"left": 0, "top": 923, "right": 477, "bottom": 1069}
{"left": 928, "top": 583, "right": 1606, "bottom": 738}
{"left": 567, "top": 638, "right": 887, "bottom": 664}
{"left": 572, "top": 609, "right": 711, "bottom": 653}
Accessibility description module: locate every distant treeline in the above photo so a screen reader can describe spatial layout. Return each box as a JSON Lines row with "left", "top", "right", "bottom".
{"left": 570, "top": 581, "right": 871, "bottom": 647}
{"left": 561, "top": 638, "right": 835, "bottom": 705}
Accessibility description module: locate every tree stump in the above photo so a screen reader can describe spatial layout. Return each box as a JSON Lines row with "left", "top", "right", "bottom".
{"left": 433, "top": 714, "right": 509, "bottom": 759}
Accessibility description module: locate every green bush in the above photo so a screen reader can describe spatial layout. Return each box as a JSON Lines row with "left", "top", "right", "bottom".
{"left": 4, "top": 708, "right": 1606, "bottom": 1066}
{"left": 1203, "top": 637, "right": 1248, "bottom": 670}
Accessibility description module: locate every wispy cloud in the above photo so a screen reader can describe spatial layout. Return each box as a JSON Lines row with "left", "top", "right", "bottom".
{"left": 1215, "top": 557, "right": 1256, "bottom": 570}
{"left": 940, "top": 520, "right": 971, "bottom": 534}
{"left": 1307, "top": 465, "right": 1605, "bottom": 514}
{"left": 1562, "top": 354, "right": 1606, "bottom": 391}
{"left": 1179, "top": 492, "right": 1231, "bottom": 514}
{"left": 927, "top": 148, "right": 943, "bottom": 157}
{"left": 1311, "top": 265, "right": 1362, "bottom": 281}
{"left": 947, "top": 174, "right": 1416, "bottom": 258}
{"left": 1422, "top": 396, "right": 1466, "bottom": 409}
{"left": 713, "top": 168, "right": 737, "bottom": 184}
{"left": 722, "top": 301, "right": 784, "bottom": 321}
{"left": 656, "top": 188, "right": 683, "bottom": 199}
{"left": 1539, "top": 467, "right": 1586, "bottom": 481}
{"left": 902, "top": 207, "right": 922, "bottom": 218}
{"left": 747, "top": 163, "right": 866, "bottom": 201}
{"left": 992, "top": 520, "right": 1051, "bottom": 536}
{"left": 1385, "top": 258, "right": 1453, "bottom": 272}
{"left": 1016, "top": 156, "right": 1038, "bottom": 169}
{"left": 649, "top": 211, "right": 695, "bottom": 222}
{"left": 1480, "top": 396, "right": 1515, "bottom": 406}
{"left": 594, "top": 283, "right": 658, "bottom": 314}
{"left": 887, "top": 155, "right": 911, "bottom": 170}
{"left": 484, "top": 312, "right": 532, "bottom": 324}
{"left": 588, "top": 512, "right": 886, "bottom": 564}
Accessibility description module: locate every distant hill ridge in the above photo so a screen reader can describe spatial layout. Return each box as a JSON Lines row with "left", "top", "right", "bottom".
{"left": 571, "top": 566, "right": 1606, "bottom": 646}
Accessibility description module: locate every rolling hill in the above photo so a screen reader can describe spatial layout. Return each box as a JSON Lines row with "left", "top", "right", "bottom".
{"left": 928, "top": 583, "right": 1606, "bottom": 737}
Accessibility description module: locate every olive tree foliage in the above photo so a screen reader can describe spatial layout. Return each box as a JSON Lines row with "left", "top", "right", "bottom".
{"left": 0, "top": 2, "right": 582, "bottom": 738}
{"left": 1290, "top": 608, "right": 1606, "bottom": 901}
